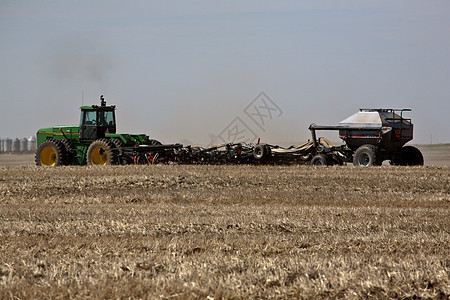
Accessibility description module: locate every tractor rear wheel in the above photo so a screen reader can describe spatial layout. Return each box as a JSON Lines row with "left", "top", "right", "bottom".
{"left": 110, "top": 138, "right": 130, "bottom": 165}
{"left": 353, "top": 144, "right": 379, "bottom": 167}
{"left": 87, "top": 139, "right": 118, "bottom": 166}
{"left": 400, "top": 146, "right": 424, "bottom": 166}
{"left": 59, "top": 139, "right": 74, "bottom": 165}
{"left": 311, "top": 154, "right": 330, "bottom": 166}
{"left": 110, "top": 138, "right": 124, "bottom": 149}
{"left": 35, "top": 139, "right": 66, "bottom": 166}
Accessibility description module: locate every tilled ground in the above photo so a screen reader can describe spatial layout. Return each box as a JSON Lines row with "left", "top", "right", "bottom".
{"left": 0, "top": 165, "right": 449, "bottom": 299}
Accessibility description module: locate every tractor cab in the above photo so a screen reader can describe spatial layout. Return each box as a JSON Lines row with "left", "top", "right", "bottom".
{"left": 79, "top": 95, "right": 116, "bottom": 142}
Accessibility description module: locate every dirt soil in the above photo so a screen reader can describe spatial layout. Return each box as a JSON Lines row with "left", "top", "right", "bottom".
{"left": 0, "top": 164, "right": 449, "bottom": 299}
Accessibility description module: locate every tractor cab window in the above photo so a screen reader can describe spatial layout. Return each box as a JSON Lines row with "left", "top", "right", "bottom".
{"left": 81, "top": 110, "right": 97, "bottom": 125}
{"left": 80, "top": 108, "right": 116, "bottom": 141}
{"left": 98, "top": 110, "right": 115, "bottom": 127}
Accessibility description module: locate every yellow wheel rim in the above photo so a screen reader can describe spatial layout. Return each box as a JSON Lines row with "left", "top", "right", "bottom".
{"left": 90, "top": 146, "right": 108, "bottom": 165}
{"left": 40, "top": 146, "right": 57, "bottom": 166}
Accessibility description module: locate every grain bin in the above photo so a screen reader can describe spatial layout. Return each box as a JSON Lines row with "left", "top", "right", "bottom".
{"left": 28, "top": 136, "right": 36, "bottom": 152}
{"left": 20, "top": 138, "right": 28, "bottom": 152}
{"left": 12, "top": 138, "right": 20, "bottom": 153}
{"left": 4, "top": 138, "right": 12, "bottom": 152}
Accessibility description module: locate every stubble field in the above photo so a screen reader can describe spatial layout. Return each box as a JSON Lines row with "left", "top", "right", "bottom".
{"left": 0, "top": 163, "right": 449, "bottom": 299}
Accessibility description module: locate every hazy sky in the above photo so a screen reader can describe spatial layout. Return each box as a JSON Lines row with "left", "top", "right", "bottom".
{"left": 1, "top": 1, "right": 449, "bottom": 145}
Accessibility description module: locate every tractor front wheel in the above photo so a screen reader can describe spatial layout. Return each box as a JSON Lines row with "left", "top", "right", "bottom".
{"left": 35, "top": 139, "right": 66, "bottom": 166}
{"left": 87, "top": 139, "right": 118, "bottom": 166}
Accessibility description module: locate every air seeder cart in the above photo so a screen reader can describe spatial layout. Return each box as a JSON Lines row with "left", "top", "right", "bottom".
{"left": 306, "top": 109, "right": 424, "bottom": 166}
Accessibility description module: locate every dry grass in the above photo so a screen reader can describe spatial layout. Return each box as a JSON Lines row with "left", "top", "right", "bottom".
{"left": 0, "top": 165, "right": 449, "bottom": 299}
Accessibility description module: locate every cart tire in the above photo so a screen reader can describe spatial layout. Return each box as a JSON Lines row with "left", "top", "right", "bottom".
{"left": 311, "top": 154, "right": 330, "bottom": 166}
{"left": 400, "top": 146, "right": 424, "bottom": 166}
{"left": 353, "top": 144, "right": 378, "bottom": 167}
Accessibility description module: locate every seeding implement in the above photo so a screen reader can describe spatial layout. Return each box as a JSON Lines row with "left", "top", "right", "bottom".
{"left": 35, "top": 96, "right": 423, "bottom": 166}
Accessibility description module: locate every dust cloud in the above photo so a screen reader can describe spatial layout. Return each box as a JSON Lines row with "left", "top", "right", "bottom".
{"left": 49, "top": 37, "right": 114, "bottom": 84}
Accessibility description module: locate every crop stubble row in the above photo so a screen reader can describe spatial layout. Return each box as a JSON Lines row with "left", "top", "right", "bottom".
{"left": 0, "top": 165, "right": 449, "bottom": 299}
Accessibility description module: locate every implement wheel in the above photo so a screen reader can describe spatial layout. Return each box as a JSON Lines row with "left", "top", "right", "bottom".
{"left": 353, "top": 144, "right": 378, "bottom": 167}
{"left": 35, "top": 139, "right": 66, "bottom": 166}
{"left": 87, "top": 139, "right": 118, "bottom": 166}
{"left": 400, "top": 146, "right": 424, "bottom": 166}
{"left": 311, "top": 154, "right": 330, "bottom": 166}
{"left": 253, "top": 145, "right": 266, "bottom": 160}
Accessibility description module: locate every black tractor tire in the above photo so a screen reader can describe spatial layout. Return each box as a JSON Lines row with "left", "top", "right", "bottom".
{"left": 253, "top": 145, "right": 266, "bottom": 160}
{"left": 400, "top": 146, "right": 424, "bottom": 166}
{"left": 35, "top": 139, "right": 66, "bottom": 166}
{"left": 311, "top": 154, "right": 330, "bottom": 166}
{"left": 110, "top": 138, "right": 124, "bottom": 152}
{"left": 86, "top": 139, "right": 118, "bottom": 166}
{"left": 110, "top": 138, "right": 130, "bottom": 165}
{"left": 59, "top": 139, "right": 74, "bottom": 165}
{"left": 353, "top": 144, "right": 379, "bottom": 167}
{"left": 148, "top": 139, "right": 162, "bottom": 146}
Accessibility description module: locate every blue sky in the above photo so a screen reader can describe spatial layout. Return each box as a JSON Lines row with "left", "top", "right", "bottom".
{"left": 1, "top": 1, "right": 449, "bottom": 145}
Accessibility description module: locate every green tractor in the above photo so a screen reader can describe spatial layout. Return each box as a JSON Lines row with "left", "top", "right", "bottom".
{"left": 35, "top": 95, "right": 178, "bottom": 166}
